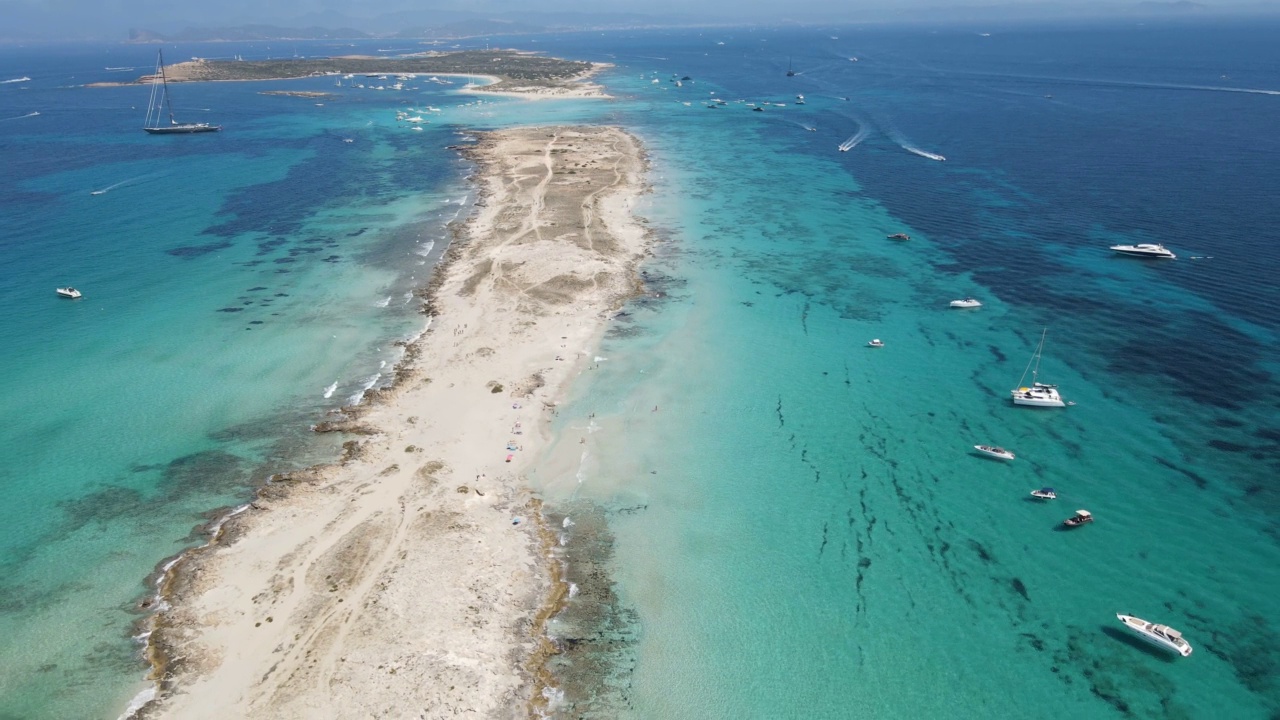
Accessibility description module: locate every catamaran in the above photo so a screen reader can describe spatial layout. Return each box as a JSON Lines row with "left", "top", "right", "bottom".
{"left": 143, "top": 50, "right": 220, "bottom": 134}
{"left": 1010, "top": 328, "right": 1068, "bottom": 407}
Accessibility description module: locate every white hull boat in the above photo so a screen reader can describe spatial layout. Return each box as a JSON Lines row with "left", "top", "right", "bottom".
{"left": 867, "top": 339, "right": 884, "bottom": 348}
{"left": 1010, "top": 329, "right": 1068, "bottom": 407}
{"left": 950, "top": 298, "right": 982, "bottom": 308}
{"left": 1110, "top": 243, "right": 1176, "bottom": 259}
{"left": 56, "top": 287, "right": 82, "bottom": 299}
{"left": 974, "top": 445, "right": 1015, "bottom": 460}
{"left": 1116, "top": 614, "right": 1193, "bottom": 656}
{"left": 1029, "top": 488, "right": 1057, "bottom": 500}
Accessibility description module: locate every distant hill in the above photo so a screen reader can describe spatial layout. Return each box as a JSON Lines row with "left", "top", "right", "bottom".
{"left": 392, "top": 18, "right": 551, "bottom": 39}
{"left": 128, "top": 25, "right": 373, "bottom": 43}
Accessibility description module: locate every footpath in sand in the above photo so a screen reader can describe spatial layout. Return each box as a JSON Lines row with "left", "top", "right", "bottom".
{"left": 142, "top": 125, "right": 650, "bottom": 719}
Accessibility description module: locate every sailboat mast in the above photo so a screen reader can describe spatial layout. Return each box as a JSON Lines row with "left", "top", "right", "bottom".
{"left": 158, "top": 50, "right": 177, "bottom": 125}
{"left": 1030, "top": 328, "right": 1047, "bottom": 384}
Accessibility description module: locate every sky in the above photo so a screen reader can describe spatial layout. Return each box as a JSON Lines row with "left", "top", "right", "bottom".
{"left": 0, "top": 0, "right": 1270, "bottom": 40}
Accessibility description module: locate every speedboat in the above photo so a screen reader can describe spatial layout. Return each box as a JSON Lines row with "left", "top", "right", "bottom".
{"left": 1116, "top": 614, "right": 1193, "bottom": 657}
{"left": 1029, "top": 488, "right": 1057, "bottom": 500}
{"left": 950, "top": 298, "right": 982, "bottom": 309}
{"left": 56, "top": 287, "right": 82, "bottom": 299}
{"left": 887, "top": 233, "right": 910, "bottom": 241}
{"left": 867, "top": 339, "right": 884, "bottom": 348}
{"left": 974, "top": 445, "right": 1015, "bottom": 460}
{"left": 1063, "top": 509, "right": 1093, "bottom": 528}
{"left": 1109, "top": 243, "right": 1176, "bottom": 259}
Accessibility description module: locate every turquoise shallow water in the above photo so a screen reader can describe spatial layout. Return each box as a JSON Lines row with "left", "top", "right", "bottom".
{"left": 528, "top": 23, "right": 1280, "bottom": 719}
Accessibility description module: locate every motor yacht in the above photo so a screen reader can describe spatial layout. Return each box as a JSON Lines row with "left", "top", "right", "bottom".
{"left": 1116, "top": 614, "right": 1193, "bottom": 657}
{"left": 867, "top": 339, "right": 884, "bottom": 348}
{"left": 1109, "top": 243, "right": 1176, "bottom": 259}
{"left": 974, "top": 445, "right": 1015, "bottom": 460}
{"left": 1029, "top": 488, "right": 1057, "bottom": 500}
{"left": 1063, "top": 509, "right": 1093, "bottom": 528}
{"left": 950, "top": 298, "right": 982, "bottom": 309}
{"left": 887, "top": 233, "right": 910, "bottom": 241}
{"left": 56, "top": 287, "right": 82, "bottom": 299}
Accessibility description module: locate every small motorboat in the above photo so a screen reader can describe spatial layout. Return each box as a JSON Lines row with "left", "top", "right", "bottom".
{"left": 974, "top": 445, "right": 1014, "bottom": 460}
{"left": 867, "top": 339, "right": 884, "bottom": 348}
{"left": 950, "top": 298, "right": 983, "bottom": 309}
{"left": 56, "top": 287, "right": 82, "bottom": 299}
{"left": 1063, "top": 509, "right": 1093, "bottom": 528}
{"left": 752, "top": 106, "right": 763, "bottom": 112}
{"left": 1116, "top": 614, "right": 1193, "bottom": 657}
{"left": 1029, "top": 488, "right": 1057, "bottom": 500}
{"left": 887, "top": 233, "right": 910, "bottom": 241}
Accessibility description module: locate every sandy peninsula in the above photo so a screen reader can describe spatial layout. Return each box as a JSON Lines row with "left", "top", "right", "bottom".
{"left": 137, "top": 125, "right": 650, "bottom": 719}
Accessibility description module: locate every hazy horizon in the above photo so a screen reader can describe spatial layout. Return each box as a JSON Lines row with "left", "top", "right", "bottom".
{"left": 2, "top": 0, "right": 1278, "bottom": 41}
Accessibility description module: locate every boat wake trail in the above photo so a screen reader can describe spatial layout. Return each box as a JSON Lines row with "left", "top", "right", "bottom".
{"left": 877, "top": 118, "right": 946, "bottom": 161}
{"left": 2, "top": 111, "right": 39, "bottom": 122}
{"left": 903, "top": 146, "right": 946, "bottom": 161}
{"left": 1, "top": 76, "right": 31, "bottom": 84}
{"left": 89, "top": 173, "right": 160, "bottom": 196}
{"left": 838, "top": 126, "right": 869, "bottom": 152}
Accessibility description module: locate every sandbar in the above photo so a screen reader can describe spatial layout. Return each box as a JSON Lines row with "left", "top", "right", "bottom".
{"left": 136, "top": 125, "right": 650, "bottom": 718}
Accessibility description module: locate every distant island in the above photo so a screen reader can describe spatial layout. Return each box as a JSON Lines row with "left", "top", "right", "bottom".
{"left": 86, "top": 50, "right": 607, "bottom": 97}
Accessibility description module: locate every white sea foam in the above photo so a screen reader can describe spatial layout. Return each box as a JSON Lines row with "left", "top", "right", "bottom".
{"left": 347, "top": 373, "right": 382, "bottom": 405}
{"left": 323, "top": 381, "right": 338, "bottom": 398}
{"left": 415, "top": 240, "right": 436, "bottom": 257}
{"left": 562, "top": 516, "right": 574, "bottom": 528}
{"left": 375, "top": 295, "right": 392, "bottom": 308}
{"left": 1, "top": 76, "right": 31, "bottom": 84}
{"left": 568, "top": 582, "right": 579, "bottom": 598}
{"left": 116, "top": 685, "right": 157, "bottom": 720}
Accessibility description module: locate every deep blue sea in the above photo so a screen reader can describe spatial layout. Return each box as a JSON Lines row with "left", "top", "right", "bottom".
{"left": 2, "top": 20, "right": 1278, "bottom": 719}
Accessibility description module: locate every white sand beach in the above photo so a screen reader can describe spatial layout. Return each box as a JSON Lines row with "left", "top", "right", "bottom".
{"left": 139, "top": 125, "right": 650, "bottom": 719}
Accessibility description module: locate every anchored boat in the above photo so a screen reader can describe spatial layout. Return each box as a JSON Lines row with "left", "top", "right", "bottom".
{"left": 1010, "top": 329, "right": 1068, "bottom": 408}
{"left": 1116, "top": 614, "right": 1193, "bottom": 657}
{"left": 974, "top": 445, "right": 1015, "bottom": 460}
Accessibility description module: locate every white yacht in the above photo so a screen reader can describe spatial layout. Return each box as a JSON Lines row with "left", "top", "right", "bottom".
{"left": 1010, "top": 329, "right": 1068, "bottom": 407}
{"left": 867, "top": 339, "right": 884, "bottom": 348}
{"left": 56, "top": 287, "right": 82, "bottom": 299}
{"left": 974, "top": 445, "right": 1014, "bottom": 460}
{"left": 950, "top": 298, "right": 982, "bottom": 309}
{"left": 1029, "top": 488, "right": 1057, "bottom": 500}
{"left": 1110, "top": 243, "right": 1176, "bottom": 259}
{"left": 1116, "top": 614, "right": 1193, "bottom": 657}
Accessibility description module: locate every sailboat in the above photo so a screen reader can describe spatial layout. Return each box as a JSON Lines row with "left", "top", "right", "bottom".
{"left": 143, "top": 50, "right": 220, "bottom": 134}
{"left": 786, "top": 58, "right": 796, "bottom": 77}
{"left": 1009, "top": 328, "right": 1069, "bottom": 407}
